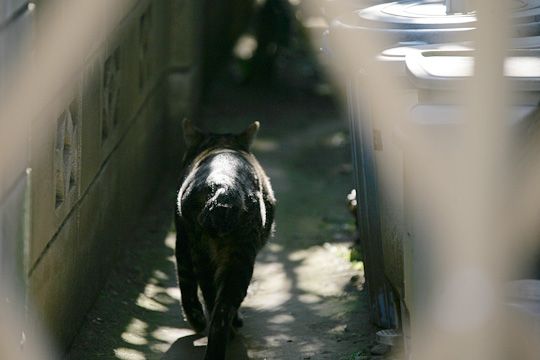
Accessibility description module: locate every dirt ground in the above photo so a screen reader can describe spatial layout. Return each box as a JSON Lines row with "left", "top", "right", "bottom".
{"left": 66, "top": 18, "right": 382, "bottom": 359}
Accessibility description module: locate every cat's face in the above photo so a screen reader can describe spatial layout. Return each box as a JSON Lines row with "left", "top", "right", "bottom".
{"left": 182, "top": 119, "right": 259, "bottom": 164}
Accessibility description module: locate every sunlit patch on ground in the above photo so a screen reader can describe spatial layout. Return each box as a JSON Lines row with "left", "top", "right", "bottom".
{"left": 193, "top": 336, "right": 208, "bottom": 347}
{"left": 165, "top": 287, "right": 181, "bottom": 301}
{"left": 292, "top": 243, "right": 363, "bottom": 297}
{"left": 268, "top": 313, "right": 295, "bottom": 324}
{"left": 164, "top": 233, "right": 175, "bottom": 250}
{"left": 121, "top": 318, "right": 148, "bottom": 346}
{"left": 246, "top": 261, "right": 292, "bottom": 309}
{"left": 67, "top": 11, "right": 377, "bottom": 356}
{"left": 67, "top": 183, "right": 199, "bottom": 360}
{"left": 136, "top": 294, "right": 168, "bottom": 313}
{"left": 114, "top": 347, "right": 145, "bottom": 360}
{"left": 121, "top": 331, "right": 147, "bottom": 346}
{"left": 151, "top": 327, "right": 194, "bottom": 344}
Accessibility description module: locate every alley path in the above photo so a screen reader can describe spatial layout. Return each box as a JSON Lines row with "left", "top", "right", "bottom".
{"left": 67, "top": 45, "right": 377, "bottom": 360}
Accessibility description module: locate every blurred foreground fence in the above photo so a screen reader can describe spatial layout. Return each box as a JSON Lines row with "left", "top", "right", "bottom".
{"left": 321, "top": 0, "right": 540, "bottom": 359}
{"left": 2, "top": 0, "right": 540, "bottom": 359}
{"left": 0, "top": 0, "right": 206, "bottom": 353}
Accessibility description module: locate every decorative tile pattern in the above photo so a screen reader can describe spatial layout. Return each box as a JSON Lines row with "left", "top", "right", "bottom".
{"left": 54, "top": 102, "right": 80, "bottom": 208}
{"left": 54, "top": 103, "right": 79, "bottom": 209}
{"left": 25, "top": 0, "right": 192, "bottom": 350}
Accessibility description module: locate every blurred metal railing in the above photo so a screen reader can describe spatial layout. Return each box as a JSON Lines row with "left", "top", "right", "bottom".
{"left": 1, "top": 0, "right": 540, "bottom": 359}
{"left": 0, "top": 0, "right": 202, "bottom": 357}
{"left": 320, "top": 0, "right": 540, "bottom": 359}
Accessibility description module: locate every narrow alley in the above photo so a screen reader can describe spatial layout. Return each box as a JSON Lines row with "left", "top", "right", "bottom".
{"left": 66, "top": 31, "right": 379, "bottom": 359}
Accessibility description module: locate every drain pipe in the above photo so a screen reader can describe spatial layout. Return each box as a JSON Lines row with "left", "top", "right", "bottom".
{"left": 446, "top": 0, "right": 475, "bottom": 14}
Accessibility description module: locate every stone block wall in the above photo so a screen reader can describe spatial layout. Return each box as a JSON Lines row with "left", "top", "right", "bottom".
{"left": 0, "top": 0, "right": 204, "bottom": 351}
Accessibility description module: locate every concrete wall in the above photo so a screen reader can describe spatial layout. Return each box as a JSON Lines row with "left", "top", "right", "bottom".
{"left": 0, "top": 0, "right": 204, "bottom": 351}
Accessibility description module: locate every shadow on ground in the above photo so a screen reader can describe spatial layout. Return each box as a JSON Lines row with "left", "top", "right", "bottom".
{"left": 67, "top": 77, "right": 377, "bottom": 359}
{"left": 67, "top": 14, "right": 378, "bottom": 358}
{"left": 195, "top": 80, "right": 376, "bottom": 360}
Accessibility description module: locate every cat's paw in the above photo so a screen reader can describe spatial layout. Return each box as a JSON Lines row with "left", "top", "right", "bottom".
{"left": 232, "top": 311, "right": 244, "bottom": 328}
{"left": 186, "top": 309, "right": 207, "bottom": 333}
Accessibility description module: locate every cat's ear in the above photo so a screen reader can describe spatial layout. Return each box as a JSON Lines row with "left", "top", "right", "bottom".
{"left": 239, "top": 121, "right": 259, "bottom": 150}
{"left": 183, "top": 118, "right": 204, "bottom": 148}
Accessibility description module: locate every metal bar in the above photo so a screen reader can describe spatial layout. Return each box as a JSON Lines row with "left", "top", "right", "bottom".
{"left": 348, "top": 75, "right": 398, "bottom": 329}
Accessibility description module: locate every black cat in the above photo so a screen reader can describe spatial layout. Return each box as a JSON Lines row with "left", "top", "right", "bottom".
{"left": 175, "top": 119, "right": 275, "bottom": 360}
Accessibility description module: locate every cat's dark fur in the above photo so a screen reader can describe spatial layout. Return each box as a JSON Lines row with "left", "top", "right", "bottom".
{"left": 175, "top": 119, "right": 275, "bottom": 360}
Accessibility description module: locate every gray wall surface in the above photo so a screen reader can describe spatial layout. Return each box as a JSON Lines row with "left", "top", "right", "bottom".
{"left": 0, "top": 0, "right": 204, "bottom": 350}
